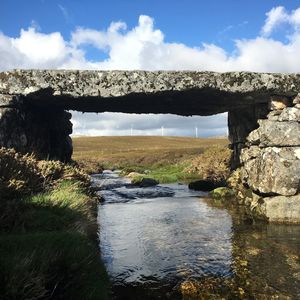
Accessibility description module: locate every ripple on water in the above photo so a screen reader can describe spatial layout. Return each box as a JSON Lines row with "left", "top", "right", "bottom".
{"left": 95, "top": 171, "right": 233, "bottom": 286}
{"left": 94, "top": 171, "right": 300, "bottom": 299}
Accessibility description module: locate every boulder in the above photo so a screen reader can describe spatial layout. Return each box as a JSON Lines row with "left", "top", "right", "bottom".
{"left": 262, "top": 194, "right": 300, "bottom": 223}
{"left": 126, "top": 172, "right": 144, "bottom": 178}
{"left": 278, "top": 107, "right": 300, "bottom": 122}
{"left": 242, "top": 147, "right": 300, "bottom": 196}
{"left": 269, "top": 96, "right": 290, "bottom": 110}
{"left": 247, "top": 120, "right": 300, "bottom": 147}
{"left": 188, "top": 180, "right": 223, "bottom": 191}
{"left": 132, "top": 177, "right": 159, "bottom": 187}
{"left": 293, "top": 93, "right": 300, "bottom": 104}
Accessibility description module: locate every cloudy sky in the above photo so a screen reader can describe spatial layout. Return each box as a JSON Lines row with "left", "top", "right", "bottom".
{"left": 1, "top": 1, "right": 300, "bottom": 137}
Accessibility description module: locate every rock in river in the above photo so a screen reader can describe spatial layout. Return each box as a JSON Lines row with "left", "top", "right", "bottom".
{"left": 132, "top": 177, "right": 159, "bottom": 187}
{"left": 188, "top": 180, "right": 224, "bottom": 192}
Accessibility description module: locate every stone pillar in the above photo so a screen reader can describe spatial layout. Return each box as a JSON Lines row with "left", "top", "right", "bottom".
{"left": 0, "top": 94, "right": 73, "bottom": 162}
{"left": 228, "top": 103, "right": 269, "bottom": 169}
{"left": 240, "top": 95, "right": 300, "bottom": 223}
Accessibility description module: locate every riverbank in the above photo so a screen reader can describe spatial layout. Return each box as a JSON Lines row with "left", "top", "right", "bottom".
{"left": 0, "top": 149, "right": 109, "bottom": 299}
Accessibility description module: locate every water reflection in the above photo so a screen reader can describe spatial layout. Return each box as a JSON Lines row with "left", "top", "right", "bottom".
{"left": 95, "top": 171, "right": 300, "bottom": 299}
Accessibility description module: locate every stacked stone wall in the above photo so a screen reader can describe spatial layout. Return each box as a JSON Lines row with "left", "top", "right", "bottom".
{"left": 240, "top": 94, "right": 300, "bottom": 223}
{"left": 0, "top": 94, "right": 72, "bottom": 161}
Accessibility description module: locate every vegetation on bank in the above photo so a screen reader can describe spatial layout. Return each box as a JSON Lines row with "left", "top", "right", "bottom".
{"left": 0, "top": 137, "right": 231, "bottom": 298}
{"left": 0, "top": 148, "right": 109, "bottom": 299}
{"left": 73, "top": 136, "right": 231, "bottom": 184}
{"left": 185, "top": 146, "right": 232, "bottom": 183}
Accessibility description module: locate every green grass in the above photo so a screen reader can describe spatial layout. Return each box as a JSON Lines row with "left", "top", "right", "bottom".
{"left": 0, "top": 232, "right": 108, "bottom": 300}
{"left": 131, "top": 164, "right": 202, "bottom": 184}
{"left": 0, "top": 180, "right": 109, "bottom": 299}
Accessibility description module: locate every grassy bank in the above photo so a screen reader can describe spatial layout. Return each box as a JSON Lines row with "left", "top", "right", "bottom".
{"left": 73, "top": 136, "right": 229, "bottom": 183}
{"left": 0, "top": 149, "right": 109, "bottom": 299}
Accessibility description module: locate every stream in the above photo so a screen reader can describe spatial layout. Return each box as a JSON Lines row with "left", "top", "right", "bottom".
{"left": 93, "top": 170, "right": 300, "bottom": 299}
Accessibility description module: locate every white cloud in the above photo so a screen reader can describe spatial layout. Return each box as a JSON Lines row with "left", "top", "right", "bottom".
{"left": 0, "top": 6, "right": 300, "bottom": 136}
{"left": 261, "top": 6, "right": 288, "bottom": 37}
{"left": 71, "top": 112, "right": 228, "bottom": 138}
{"left": 1, "top": 8, "right": 300, "bottom": 72}
{"left": 261, "top": 6, "right": 300, "bottom": 36}
{"left": 0, "top": 28, "right": 70, "bottom": 69}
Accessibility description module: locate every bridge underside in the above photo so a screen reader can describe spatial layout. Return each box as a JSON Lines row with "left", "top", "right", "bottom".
{"left": 23, "top": 86, "right": 271, "bottom": 116}
{"left": 1, "top": 87, "right": 274, "bottom": 167}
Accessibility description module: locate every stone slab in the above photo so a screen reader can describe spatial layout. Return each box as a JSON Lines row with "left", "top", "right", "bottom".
{"left": 263, "top": 194, "right": 300, "bottom": 223}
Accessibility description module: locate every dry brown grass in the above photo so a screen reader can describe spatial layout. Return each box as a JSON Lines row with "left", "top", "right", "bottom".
{"left": 0, "top": 148, "right": 43, "bottom": 198}
{"left": 185, "top": 146, "right": 232, "bottom": 183}
{"left": 72, "top": 136, "right": 228, "bottom": 172}
{"left": 0, "top": 148, "right": 90, "bottom": 200}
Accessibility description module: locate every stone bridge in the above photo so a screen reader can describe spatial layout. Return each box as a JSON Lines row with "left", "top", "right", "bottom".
{"left": 0, "top": 70, "right": 299, "bottom": 222}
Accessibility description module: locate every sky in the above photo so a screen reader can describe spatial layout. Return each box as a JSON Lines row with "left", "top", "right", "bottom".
{"left": 1, "top": 1, "right": 300, "bottom": 137}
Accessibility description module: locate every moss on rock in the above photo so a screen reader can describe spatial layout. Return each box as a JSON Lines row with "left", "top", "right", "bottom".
{"left": 209, "top": 187, "right": 235, "bottom": 200}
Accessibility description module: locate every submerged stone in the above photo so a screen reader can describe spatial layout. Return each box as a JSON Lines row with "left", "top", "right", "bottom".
{"left": 210, "top": 187, "right": 235, "bottom": 200}
{"left": 132, "top": 177, "right": 159, "bottom": 187}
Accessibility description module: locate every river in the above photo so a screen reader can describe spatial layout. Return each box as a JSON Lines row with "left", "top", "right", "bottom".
{"left": 93, "top": 170, "right": 300, "bottom": 299}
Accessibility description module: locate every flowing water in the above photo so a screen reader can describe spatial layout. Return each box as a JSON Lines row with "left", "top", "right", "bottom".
{"left": 94, "top": 170, "right": 300, "bottom": 299}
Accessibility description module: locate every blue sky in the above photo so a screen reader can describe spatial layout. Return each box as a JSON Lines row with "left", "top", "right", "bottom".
{"left": 1, "top": 1, "right": 298, "bottom": 55}
{"left": 0, "top": 1, "right": 300, "bottom": 136}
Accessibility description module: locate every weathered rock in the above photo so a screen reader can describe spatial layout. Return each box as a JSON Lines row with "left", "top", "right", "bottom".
{"left": 293, "top": 93, "right": 300, "bottom": 104}
{"left": 266, "top": 110, "right": 281, "bottom": 121}
{"left": 278, "top": 107, "right": 300, "bottom": 122}
{"left": 239, "top": 93, "right": 300, "bottom": 223}
{"left": 242, "top": 147, "right": 300, "bottom": 196}
{"left": 247, "top": 120, "right": 300, "bottom": 147}
{"left": 0, "top": 70, "right": 299, "bottom": 115}
{"left": 0, "top": 96, "right": 73, "bottom": 161}
{"left": 269, "top": 95, "right": 291, "bottom": 110}
{"left": 262, "top": 194, "right": 300, "bottom": 223}
{"left": 246, "top": 129, "right": 260, "bottom": 145}
{"left": 240, "top": 146, "right": 260, "bottom": 162}
{"left": 126, "top": 172, "right": 144, "bottom": 178}
{"left": 0, "top": 70, "right": 300, "bottom": 101}
{"left": 228, "top": 104, "right": 269, "bottom": 168}
{"left": 0, "top": 94, "right": 21, "bottom": 106}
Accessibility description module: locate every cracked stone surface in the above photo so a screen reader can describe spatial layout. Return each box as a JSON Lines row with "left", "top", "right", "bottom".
{"left": 241, "top": 146, "right": 300, "bottom": 196}
{"left": 1, "top": 70, "right": 300, "bottom": 115}
{"left": 240, "top": 93, "right": 300, "bottom": 222}
{"left": 247, "top": 119, "right": 300, "bottom": 147}
{"left": 263, "top": 194, "right": 300, "bottom": 223}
